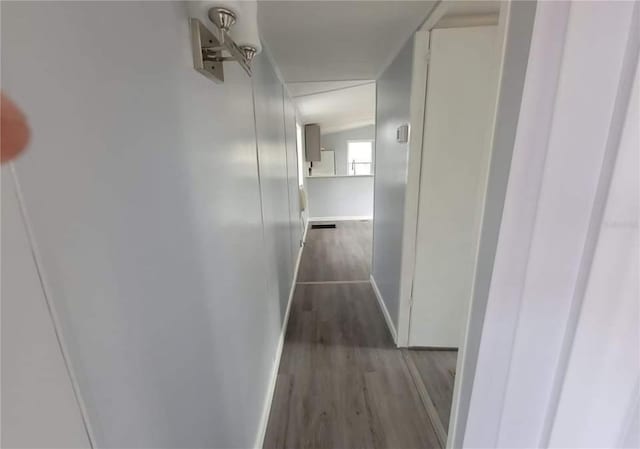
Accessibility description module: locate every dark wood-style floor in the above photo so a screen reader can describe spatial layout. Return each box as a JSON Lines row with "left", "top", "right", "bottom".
{"left": 264, "top": 220, "right": 454, "bottom": 449}
{"left": 297, "top": 221, "right": 372, "bottom": 282}
{"left": 406, "top": 350, "right": 457, "bottom": 432}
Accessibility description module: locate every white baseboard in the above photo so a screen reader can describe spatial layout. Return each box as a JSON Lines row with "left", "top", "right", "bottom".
{"left": 309, "top": 215, "right": 372, "bottom": 222}
{"left": 253, "top": 221, "right": 307, "bottom": 449}
{"left": 370, "top": 274, "right": 398, "bottom": 345}
{"left": 301, "top": 218, "right": 309, "bottom": 244}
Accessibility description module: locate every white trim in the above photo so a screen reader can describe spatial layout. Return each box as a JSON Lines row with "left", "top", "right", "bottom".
{"left": 449, "top": 3, "right": 536, "bottom": 448}
{"left": 305, "top": 174, "right": 373, "bottom": 179}
{"left": 297, "top": 280, "right": 369, "bottom": 285}
{"left": 308, "top": 216, "right": 372, "bottom": 222}
{"left": 397, "top": 28, "right": 431, "bottom": 348}
{"left": 369, "top": 275, "right": 398, "bottom": 344}
{"left": 370, "top": 78, "right": 378, "bottom": 284}
{"left": 435, "top": 13, "right": 498, "bottom": 29}
{"left": 375, "top": 1, "right": 439, "bottom": 80}
{"left": 462, "top": 2, "right": 639, "bottom": 448}
{"left": 301, "top": 217, "right": 309, "bottom": 245}
{"left": 253, "top": 221, "right": 308, "bottom": 449}
{"left": 419, "top": 1, "right": 448, "bottom": 32}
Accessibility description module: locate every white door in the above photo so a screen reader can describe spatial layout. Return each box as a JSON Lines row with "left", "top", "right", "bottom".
{"left": 409, "top": 26, "right": 499, "bottom": 348}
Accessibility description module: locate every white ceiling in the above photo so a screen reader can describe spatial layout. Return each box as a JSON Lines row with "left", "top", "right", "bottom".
{"left": 292, "top": 81, "right": 376, "bottom": 134}
{"left": 259, "top": 1, "right": 498, "bottom": 133}
{"left": 287, "top": 80, "right": 370, "bottom": 98}
{"left": 258, "top": 1, "right": 437, "bottom": 82}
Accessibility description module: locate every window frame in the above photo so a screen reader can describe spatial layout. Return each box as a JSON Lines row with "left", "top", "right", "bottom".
{"left": 346, "top": 139, "right": 375, "bottom": 176}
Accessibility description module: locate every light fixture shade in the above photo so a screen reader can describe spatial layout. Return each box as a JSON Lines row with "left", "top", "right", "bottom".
{"left": 229, "top": 1, "right": 262, "bottom": 55}
{"left": 187, "top": 1, "right": 262, "bottom": 55}
{"left": 186, "top": 1, "right": 240, "bottom": 31}
{"left": 186, "top": 2, "right": 219, "bottom": 28}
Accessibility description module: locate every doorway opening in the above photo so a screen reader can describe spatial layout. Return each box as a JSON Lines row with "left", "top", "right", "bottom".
{"left": 393, "top": 2, "right": 535, "bottom": 447}
{"left": 290, "top": 79, "right": 376, "bottom": 282}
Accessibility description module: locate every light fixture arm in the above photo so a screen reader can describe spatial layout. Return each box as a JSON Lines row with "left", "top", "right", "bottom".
{"left": 207, "top": 7, "right": 252, "bottom": 75}
{"left": 190, "top": 7, "right": 256, "bottom": 83}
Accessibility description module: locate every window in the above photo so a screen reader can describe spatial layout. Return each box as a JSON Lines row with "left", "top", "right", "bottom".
{"left": 347, "top": 140, "right": 373, "bottom": 176}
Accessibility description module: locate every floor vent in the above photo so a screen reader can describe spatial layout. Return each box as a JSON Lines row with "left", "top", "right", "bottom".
{"left": 311, "top": 223, "right": 337, "bottom": 229}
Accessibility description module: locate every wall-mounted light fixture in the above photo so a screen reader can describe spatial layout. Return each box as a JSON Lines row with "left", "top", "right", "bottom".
{"left": 190, "top": 3, "right": 260, "bottom": 83}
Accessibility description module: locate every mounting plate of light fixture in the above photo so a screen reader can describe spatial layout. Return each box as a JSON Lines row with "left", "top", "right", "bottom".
{"left": 190, "top": 7, "right": 257, "bottom": 83}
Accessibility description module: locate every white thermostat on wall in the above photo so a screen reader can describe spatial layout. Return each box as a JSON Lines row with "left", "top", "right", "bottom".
{"left": 396, "top": 124, "right": 409, "bottom": 143}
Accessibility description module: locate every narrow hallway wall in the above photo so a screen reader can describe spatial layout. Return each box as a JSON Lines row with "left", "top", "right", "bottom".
{"left": 253, "top": 50, "right": 297, "bottom": 320}
{"left": 1, "top": 2, "right": 301, "bottom": 448}
{"left": 283, "top": 96, "right": 304, "bottom": 268}
{"left": 371, "top": 37, "right": 415, "bottom": 331}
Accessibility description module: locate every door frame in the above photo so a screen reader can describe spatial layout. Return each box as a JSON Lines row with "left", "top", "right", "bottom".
{"left": 399, "top": 1, "right": 639, "bottom": 448}
{"left": 405, "top": 23, "right": 501, "bottom": 350}
{"left": 397, "top": 2, "right": 510, "bottom": 347}
{"left": 462, "top": 2, "right": 639, "bottom": 447}
{"left": 396, "top": 1, "right": 537, "bottom": 448}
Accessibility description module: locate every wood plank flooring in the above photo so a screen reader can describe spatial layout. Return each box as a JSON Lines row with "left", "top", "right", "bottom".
{"left": 405, "top": 350, "right": 457, "bottom": 433}
{"left": 264, "top": 220, "right": 449, "bottom": 449}
{"left": 297, "top": 221, "right": 372, "bottom": 282}
{"left": 264, "top": 282, "right": 441, "bottom": 449}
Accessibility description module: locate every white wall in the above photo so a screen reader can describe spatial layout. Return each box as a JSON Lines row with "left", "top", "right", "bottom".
{"left": 321, "top": 125, "right": 375, "bottom": 176}
{"left": 253, "top": 51, "right": 296, "bottom": 319}
{"left": 1, "top": 168, "right": 91, "bottom": 448}
{"left": 371, "top": 37, "right": 414, "bottom": 329}
{"left": 463, "top": 2, "right": 639, "bottom": 447}
{"left": 306, "top": 175, "right": 374, "bottom": 220}
{"left": 283, "top": 97, "right": 304, "bottom": 264}
{"left": 1, "top": 2, "right": 301, "bottom": 448}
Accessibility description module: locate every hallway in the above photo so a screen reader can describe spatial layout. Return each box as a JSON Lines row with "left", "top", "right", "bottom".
{"left": 264, "top": 221, "right": 442, "bottom": 448}
{"left": 4, "top": 2, "right": 636, "bottom": 448}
